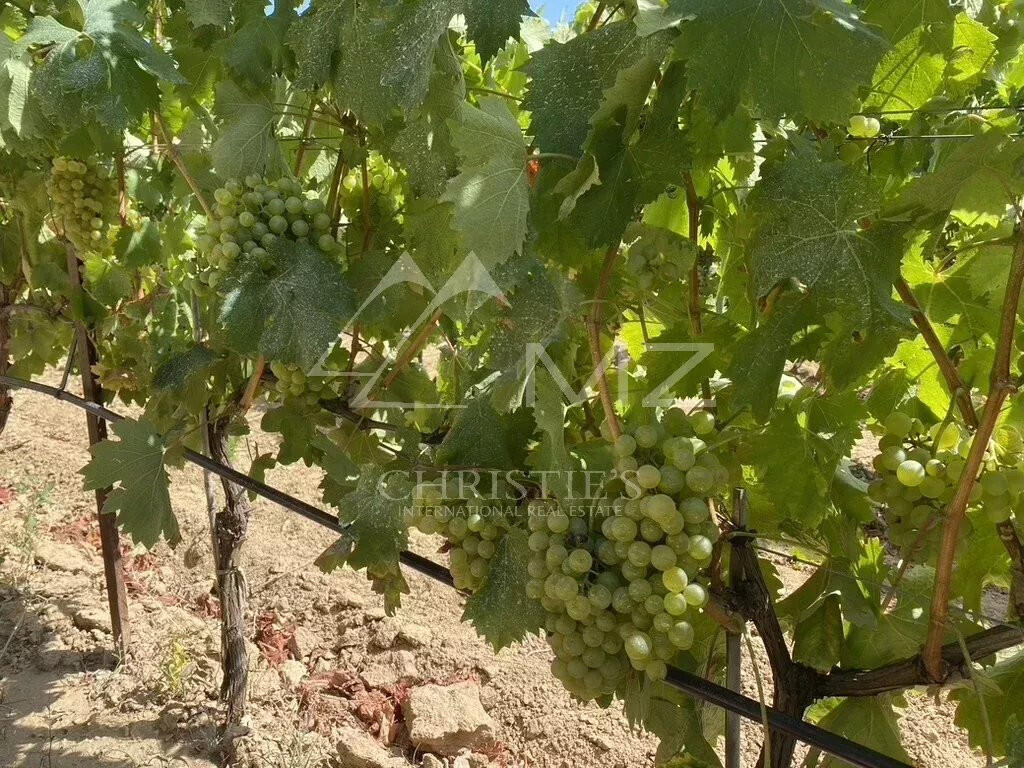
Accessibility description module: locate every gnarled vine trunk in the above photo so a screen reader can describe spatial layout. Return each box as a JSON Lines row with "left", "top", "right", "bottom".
{"left": 207, "top": 420, "right": 252, "bottom": 730}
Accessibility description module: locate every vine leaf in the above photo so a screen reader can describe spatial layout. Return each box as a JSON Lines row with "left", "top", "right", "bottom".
{"left": 81, "top": 418, "right": 179, "bottom": 549}
{"left": 895, "top": 130, "right": 1024, "bottom": 218}
{"left": 863, "top": 0, "right": 955, "bottom": 42}
{"left": 318, "top": 465, "right": 413, "bottom": 613}
{"left": 792, "top": 593, "right": 844, "bottom": 672}
{"left": 442, "top": 97, "right": 530, "bottom": 267}
{"left": 522, "top": 22, "right": 669, "bottom": 156}
{"left": 728, "top": 152, "right": 908, "bottom": 418}
{"left": 623, "top": 678, "right": 722, "bottom": 766}
{"left": 673, "top": 0, "right": 887, "bottom": 123}
{"left": 210, "top": 81, "right": 288, "bottom": 182}
{"left": 953, "top": 654, "right": 1024, "bottom": 755}
{"left": 219, "top": 238, "right": 353, "bottom": 371}
{"left": 463, "top": 0, "right": 532, "bottom": 63}
{"left": 436, "top": 394, "right": 532, "bottom": 470}
{"left": 152, "top": 345, "right": 217, "bottom": 391}
{"left": 183, "top": 0, "right": 232, "bottom": 28}
{"left": 811, "top": 696, "right": 911, "bottom": 764}
{"left": 463, "top": 527, "right": 545, "bottom": 649}
{"left": 333, "top": 0, "right": 457, "bottom": 125}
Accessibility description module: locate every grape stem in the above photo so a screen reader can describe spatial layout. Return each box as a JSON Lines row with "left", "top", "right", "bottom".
{"left": 922, "top": 228, "right": 1024, "bottom": 681}
{"left": 292, "top": 97, "right": 320, "bottom": 178}
{"left": 586, "top": 0, "right": 608, "bottom": 31}
{"left": 585, "top": 247, "right": 622, "bottom": 439}
{"left": 684, "top": 174, "right": 713, "bottom": 403}
{"left": 893, "top": 277, "right": 978, "bottom": 428}
{"left": 153, "top": 112, "right": 214, "bottom": 220}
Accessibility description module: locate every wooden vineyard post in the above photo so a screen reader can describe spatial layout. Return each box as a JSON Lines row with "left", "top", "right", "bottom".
{"left": 64, "top": 244, "right": 130, "bottom": 652}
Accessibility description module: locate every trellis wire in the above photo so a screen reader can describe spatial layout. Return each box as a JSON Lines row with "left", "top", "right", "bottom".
{"left": 0, "top": 371, "right": 916, "bottom": 768}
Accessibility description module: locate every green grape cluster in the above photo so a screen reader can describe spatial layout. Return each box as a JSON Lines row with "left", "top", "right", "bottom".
{"left": 268, "top": 360, "right": 341, "bottom": 407}
{"left": 46, "top": 156, "right": 116, "bottom": 251}
{"left": 194, "top": 175, "right": 342, "bottom": 289}
{"left": 409, "top": 486, "right": 507, "bottom": 591}
{"left": 529, "top": 408, "right": 730, "bottom": 701}
{"left": 623, "top": 225, "right": 690, "bottom": 292}
{"left": 339, "top": 155, "right": 402, "bottom": 254}
{"left": 868, "top": 412, "right": 1024, "bottom": 551}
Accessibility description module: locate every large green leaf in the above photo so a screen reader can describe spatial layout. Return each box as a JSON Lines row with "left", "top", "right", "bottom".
{"left": 522, "top": 22, "right": 668, "bottom": 156}
{"left": 318, "top": 465, "right": 414, "bottom": 611}
{"left": 464, "top": 0, "right": 531, "bottom": 63}
{"left": 81, "top": 418, "right": 179, "bottom": 549}
{"left": 463, "top": 528, "right": 545, "bottom": 649}
{"left": 210, "top": 81, "right": 288, "bottom": 181}
{"left": 954, "top": 652, "right": 1024, "bottom": 754}
{"left": 218, "top": 239, "right": 353, "bottom": 370}
{"left": 673, "top": 0, "right": 887, "bottom": 122}
{"left": 333, "top": 0, "right": 457, "bottom": 125}
{"left": 441, "top": 97, "right": 530, "bottom": 267}
{"left": 813, "top": 696, "right": 911, "bottom": 767}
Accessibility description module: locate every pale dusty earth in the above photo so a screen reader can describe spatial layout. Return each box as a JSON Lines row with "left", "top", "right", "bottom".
{"left": 0, "top": 373, "right": 989, "bottom": 768}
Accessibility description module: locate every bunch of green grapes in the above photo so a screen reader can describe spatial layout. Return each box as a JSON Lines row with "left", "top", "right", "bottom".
{"left": 409, "top": 486, "right": 507, "bottom": 591}
{"left": 46, "top": 156, "right": 116, "bottom": 251}
{"left": 867, "top": 412, "right": 1024, "bottom": 551}
{"left": 529, "top": 408, "right": 729, "bottom": 701}
{"left": 623, "top": 224, "right": 691, "bottom": 293}
{"left": 339, "top": 155, "right": 402, "bottom": 255}
{"left": 194, "top": 175, "right": 342, "bottom": 289}
{"left": 267, "top": 361, "right": 341, "bottom": 407}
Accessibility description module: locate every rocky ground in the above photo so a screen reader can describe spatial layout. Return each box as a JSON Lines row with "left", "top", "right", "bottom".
{"left": 0, "top": 374, "right": 987, "bottom": 768}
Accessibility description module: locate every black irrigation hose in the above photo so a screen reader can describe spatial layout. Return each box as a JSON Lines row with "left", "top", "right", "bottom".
{"left": 665, "top": 667, "right": 910, "bottom": 768}
{"left": 0, "top": 373, "right": 910, "bottom": 768}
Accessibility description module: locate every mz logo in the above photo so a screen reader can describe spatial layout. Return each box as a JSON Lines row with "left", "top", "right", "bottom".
{"left": 309, "top": 253, "right": 712, "bottom": 409}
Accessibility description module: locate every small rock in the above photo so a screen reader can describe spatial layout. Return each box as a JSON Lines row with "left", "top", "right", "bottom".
{"left": 587, "top": 732, "right": 614, "bottom": 751}
{"left": 336, "top": 725, "right": 408, "bottom": 768}
{"left": 369, "top": 619, "right": 400, "bottom": 649}
{"left": 421, "top": 755, "right": 444, "bottom": 768}
{"left": 478, "top": 687, "right": 499, "bottom": 712}
{"left": 71, "top": 606, "right": 111, "bottom": 634}
{"left": 405, "top": 682, "right": 498, "bottom": 756}
{"left": 397, "top": 622, "right": 430, "bottom": 648}
{"left": 361, "top": 650, "right": 420, "bottom": 689}
{"left": 288, "top": 626, "right": 318, "bottom": 660}
{"left": 280, "top": 659, "right": 308, "bottom": 690}
{"left": 463, "top": 752, "right": 489, "bottom": 768}
{"left": 335, "top": 589, "right": 367, "bottom": 609}
{"left": 34, "top": 540, "right": 97, "bottom": 575}
{"left": 363, "top": 606, "right": 387, "bottom": 623}
{"left": 452, "top": 757, "right": 470, "bottom": 768}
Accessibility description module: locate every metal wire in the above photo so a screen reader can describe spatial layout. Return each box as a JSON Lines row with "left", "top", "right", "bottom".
{"left": 0, "top": 371, "right": 919, "bottom": 768}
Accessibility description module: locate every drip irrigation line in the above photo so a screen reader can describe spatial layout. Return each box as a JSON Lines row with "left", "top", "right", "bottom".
{"left": 0, "top": 372, "right": 912, "bottom": 768}
{"left": 665, "top": 667, "right": 911, "bottom": 768}
{"left": 0, "top": 373, "right": 453, "bottom": 587}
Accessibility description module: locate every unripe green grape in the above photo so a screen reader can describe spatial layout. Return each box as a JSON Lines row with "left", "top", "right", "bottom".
{"left": 614, "top": 434, "right": 637, "bottom": 456}
{"left": 644, "top": 594, "right": 663, "bottom": 615}
{"left": 627, "top": 541, "right": 652, "bottom": 568}
{"left": 657, "top": 465, "right": 685, "bottom": 494}
{"left": 896, "top": 460, "right": 926, "bottom": 487}
{"left": 634, "top": 424, "right": 659, "bottom": 448}
{"left": 880, "top": 446, "right": 907, "bottom": 471}
{"left": 662, "top": 567, "right": 688, "bottom": 593}
{"left": 688, "top": 535, "right": 713, "bottom": 561}
{"left": 528, "top": 530, "right": 548, "bottom": 551}
{"left": 291, "top": 219, "right": 310, "bottom": 237}
{"left": 639, "top": 517, "right": 664, "bottom": 542}
{"left": 624, "top": 632, "right": 652, "bottom": 661}
{"left": 627, "top": 578, "right": 653, "bottom": 602}
{"left": 650, "top": 544, "right": 676, "bottom": 571}
{"left": 668, "top": 620, "right": 694, "bottom": 649}
{"left": 587, "top": 584, "right": 612, "bottom": 610}
{"left": 884, "top": 411, "right": 913, "bottom": 438}
{"left": 636, "top": 464, "right": 661, "bottom": 489}
{"left": 683, "top": 583, "right": 708, "bottom": 607}
{"left": 685, "top": 466, "right": 714, "bottom": 494}
{"left": 690, "top": 411, "right": 715, "bottom": 435}
{"left": 268, "top": 215, "right": 289, "bottom": 234}
{"left": 680, "top": 497, "right": 709, "bottom": 524}
{"left": 663, "top": 592, "right": 687, "bottom": 616}
{"left": 566, "top": 548, "right": 593, "bottom": 574}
